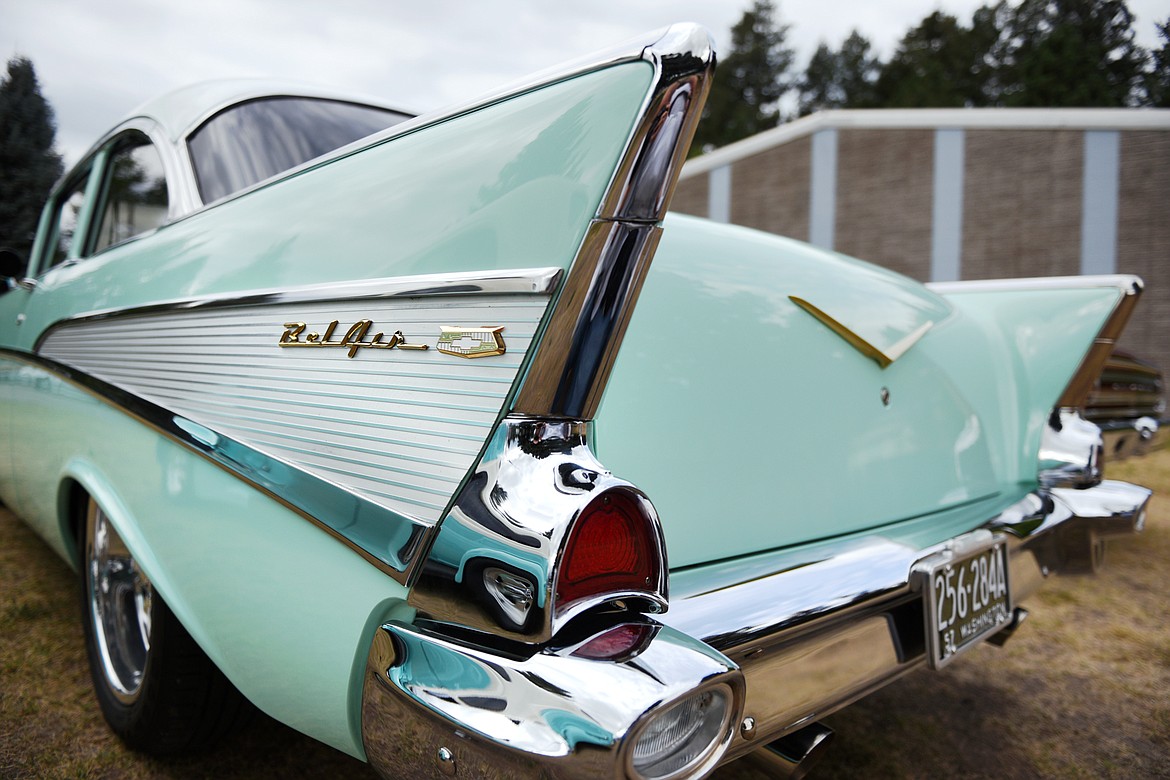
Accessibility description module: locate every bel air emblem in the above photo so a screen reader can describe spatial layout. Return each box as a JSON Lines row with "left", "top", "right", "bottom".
{"left": 437, "top": 326, "right": 507, "bottom": 359}
{"left": 279, "top": 320, "right": 429, "bottom": 358}
{"left": 278, "top": 320, "right": 505, "bottom": 359}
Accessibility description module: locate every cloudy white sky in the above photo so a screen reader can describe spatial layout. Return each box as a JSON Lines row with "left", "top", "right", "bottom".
{"left": 3, "top": 0, "right": 1167, "bottom": 166}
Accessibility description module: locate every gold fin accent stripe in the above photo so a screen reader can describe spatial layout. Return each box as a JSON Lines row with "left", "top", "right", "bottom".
{"left": 788, "top": 297, "right": 933, "bottom": 369}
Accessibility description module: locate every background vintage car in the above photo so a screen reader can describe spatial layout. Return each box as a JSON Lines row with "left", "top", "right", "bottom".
{"left": 0, "top": 24, "right": 1160, "bottom": 779}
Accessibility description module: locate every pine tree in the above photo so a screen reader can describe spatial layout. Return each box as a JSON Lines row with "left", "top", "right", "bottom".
{"left": 691, "top": 0, "right": 794, "bottom": 153}
{"left": 1142, "top": 18, "right": 1169, "bottom": 106}
{"left": 875, "top": 9, "right": 1001, "bottom": 108}
{"left": 797, "top": 31, "right": 880, "bottom": 115}
{"left": 996, "top": 0, "right": 1146, "bottom": 106}
{"left": 0, "top": 57, "right": 64, "bottom": 260}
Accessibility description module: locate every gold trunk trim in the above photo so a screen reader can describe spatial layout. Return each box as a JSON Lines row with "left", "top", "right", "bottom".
{"left": 789, "top": 297, "right": 933, "bottom": 369}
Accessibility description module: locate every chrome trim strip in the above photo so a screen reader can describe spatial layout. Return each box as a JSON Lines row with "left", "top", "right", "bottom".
{"left": 656, "top": 479, "right": 1149, "bottom": 762}
{"left": 0, "top": 348, "right": 429, "bottom": 583}
{"left": 33, "top": 267, "right": 561, "bottom": 352}
{"left": 925, "top": 274, "right": 1142, "bottom": 295}
{"left": 30, "top": 117, "right": 195, "bottom": 278}
{"left": 512, "top": 23, "right": 715, "bottom": 419}
{"left": 361, "top": 618, "right": 742, "bottom": 779}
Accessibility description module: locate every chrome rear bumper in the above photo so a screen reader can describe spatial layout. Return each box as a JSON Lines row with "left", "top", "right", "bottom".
{"left": 360, "top": 479, "right": 1150, "bottom": 778}
{"left": 1100, "top": 416, "right": 1168, "bottom": 461}
{"left": 662, "top": 479, "right": 1151, "bottom": 765}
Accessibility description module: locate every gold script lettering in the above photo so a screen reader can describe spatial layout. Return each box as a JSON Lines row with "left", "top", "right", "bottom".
{"left": 280, "top": 322, "right": 306, "bottom": 344}
{"left": 279, "top": 320, "right": 429, "bottom": 357}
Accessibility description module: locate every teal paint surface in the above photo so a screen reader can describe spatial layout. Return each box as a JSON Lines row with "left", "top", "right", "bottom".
{"left": 928, "top": 284, "right": 1121, "bottom": 485}
{"left": 4, "top": 61, "right": 653, "bottom": 352}
{"left": 0, "top": 357, "right": 410, "bottom": 757}
{"left": 596, "top": 215, "right": 1117, "bottom": 568}
{"left": 0, "top": 61, "right": 656, "bottom": 756}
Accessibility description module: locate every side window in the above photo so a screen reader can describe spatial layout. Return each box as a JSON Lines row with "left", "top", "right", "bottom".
{"left": 49, "top": 173, "right": 91, "bottom": 268}
{"left": 188, "top": 98, "right": 408, "bottom": 203}
{"left": 90, "top": 136, "right": 169, "bottom": 254}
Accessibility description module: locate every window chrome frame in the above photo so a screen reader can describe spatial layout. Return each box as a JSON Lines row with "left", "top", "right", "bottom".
{"left": 29, "top": 116, "right": 191, "bottom": 279}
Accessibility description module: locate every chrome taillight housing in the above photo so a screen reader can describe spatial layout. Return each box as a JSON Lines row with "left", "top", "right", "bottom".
{"left": 410, "top": 417, "right": 668, "bottom": 643}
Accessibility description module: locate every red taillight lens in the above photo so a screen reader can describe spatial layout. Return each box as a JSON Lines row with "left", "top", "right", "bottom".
{"left": 557, "top": 490, "right": 658, "bottom": 608}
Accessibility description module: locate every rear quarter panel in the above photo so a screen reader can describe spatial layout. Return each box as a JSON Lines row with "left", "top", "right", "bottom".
{"left": 0, "top": 62, "right": 657, "bottom": 756}
{"left": 596, "top": 215, "right": 1121, "bottom": 568}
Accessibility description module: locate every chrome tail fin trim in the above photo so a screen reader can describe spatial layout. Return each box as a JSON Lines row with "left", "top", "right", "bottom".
{"left": 513, "top": 24, "right": 715, "bottom": 420}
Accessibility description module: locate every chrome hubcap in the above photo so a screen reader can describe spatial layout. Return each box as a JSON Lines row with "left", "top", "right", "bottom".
{"left": 88, "top": 505, "right": 152, "bottom": 703}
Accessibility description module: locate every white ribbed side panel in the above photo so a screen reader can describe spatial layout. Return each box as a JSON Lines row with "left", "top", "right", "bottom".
{"left": 40, "top": 293, "right": 549, "bottom": 524}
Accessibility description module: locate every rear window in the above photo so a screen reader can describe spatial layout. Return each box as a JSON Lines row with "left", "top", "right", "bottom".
{"left": 187, "top": 97, "right": 409, "bottom": 204}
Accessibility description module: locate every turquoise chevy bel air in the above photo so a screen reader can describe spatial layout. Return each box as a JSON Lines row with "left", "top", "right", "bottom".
{"left": 0, "top": 24, "right": 1158, "bottom": 779}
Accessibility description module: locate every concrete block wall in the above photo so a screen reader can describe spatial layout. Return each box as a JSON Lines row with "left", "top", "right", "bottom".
{"left": 674, "top": 110, "right": 1170, "bottom": 375}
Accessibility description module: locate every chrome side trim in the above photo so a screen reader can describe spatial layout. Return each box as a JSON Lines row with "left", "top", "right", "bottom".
{"left": 34, "top": 267, "right": 561, "bottom": 350}
{"left": 656, "top": 479, "right": 1149, "bottom": 763}
{"left": 0, "top": 348, "right": 429, "bottom": 582}
{"left": 408, "top": 416, "right": 669, "bottom": 643}
{"left": 513, "top": 24, "right": 715, "bottom": 419}
{"left": 361, "top": 618, "right": 742, "bottom": 780}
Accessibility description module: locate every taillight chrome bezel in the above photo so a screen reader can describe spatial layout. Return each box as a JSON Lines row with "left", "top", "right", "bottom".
{"left": 553, "top": 486, "right": 669, "bottom": 628}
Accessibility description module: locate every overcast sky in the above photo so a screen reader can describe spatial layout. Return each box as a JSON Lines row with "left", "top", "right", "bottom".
{"left": 3, "top": 0, "right": 1167, "bottom": 166}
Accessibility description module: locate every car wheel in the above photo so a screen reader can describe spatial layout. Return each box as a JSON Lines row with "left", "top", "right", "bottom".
{"left": 81, "top": 498, "right": 251, "bottom": 754}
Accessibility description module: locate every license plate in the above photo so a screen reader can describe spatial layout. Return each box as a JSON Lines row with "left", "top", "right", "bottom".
{"left": 915, "top": 536, "right": 1011, "bottom": 669}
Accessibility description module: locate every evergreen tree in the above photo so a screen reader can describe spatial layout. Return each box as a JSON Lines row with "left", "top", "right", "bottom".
{"left": 874, "top": 9, "right": 1001, "bottom": 107}
{"left": 0, "top": 57, "right": 64, "bottom": 260}
{"left": 1142, "top": 17, "right": 1169, "bottom": 106}
{"left": 996, "top": 0, "right": 1146, "bottom": 106}
{"left": 691, "top": 0, "right": 794, "bottom": 153}
{"left": 797, "top": 31, "right": 880, "bottom": 115}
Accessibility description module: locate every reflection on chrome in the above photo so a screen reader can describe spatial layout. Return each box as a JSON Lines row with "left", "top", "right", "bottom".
{"left": 361, "top": 619, "right": 741, "bottom": 779}
{"left": 409, "top": 416, "right": 668, "bottom": 643}
{"left": 1039, "top": 409, "right": 1104, "bottom": 488}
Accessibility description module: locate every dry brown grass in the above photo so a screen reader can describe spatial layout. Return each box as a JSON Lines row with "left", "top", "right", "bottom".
{"left": 2, "top": 449, "right": 1168, "bottom": 779}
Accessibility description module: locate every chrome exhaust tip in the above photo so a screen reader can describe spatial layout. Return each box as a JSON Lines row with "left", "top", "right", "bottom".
{"left": 987, "top": 606, "right": 1030, "bottom": 647}
{"left": 744, "top": 722, "right": 834, "bottom": 780}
